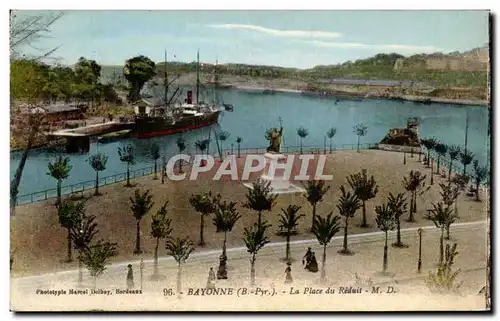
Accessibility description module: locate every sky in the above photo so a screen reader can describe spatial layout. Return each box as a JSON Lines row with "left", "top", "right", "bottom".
{"left": 14, "top": 10, "right": 490, "bottom": 69}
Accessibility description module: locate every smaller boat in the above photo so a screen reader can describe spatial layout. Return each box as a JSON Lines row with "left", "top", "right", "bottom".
{"left": 97, "top": 129, "right": 132, "bottom": 144}
{"left": 263, "top": 89, "right": 276, "bottom": 95}
{"left": 223, "top": 103, "right": 234, "bottom": 112}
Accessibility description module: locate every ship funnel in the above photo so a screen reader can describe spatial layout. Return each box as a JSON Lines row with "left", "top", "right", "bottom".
{"left": 187, "top": 91, "right": 193, "bottom": 104}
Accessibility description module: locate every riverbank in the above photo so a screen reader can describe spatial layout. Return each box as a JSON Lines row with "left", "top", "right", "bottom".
{"left": 10, "top": 150, "right": 488, "bottom": 277}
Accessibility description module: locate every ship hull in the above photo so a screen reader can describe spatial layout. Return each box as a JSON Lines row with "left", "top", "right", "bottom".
{"left": 135, "top": 111, "right": 221, "bottom": 139}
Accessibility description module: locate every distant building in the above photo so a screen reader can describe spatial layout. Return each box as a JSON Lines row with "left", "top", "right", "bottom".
{"left": 21, "top": 103, "right": 84, "bottom": 123}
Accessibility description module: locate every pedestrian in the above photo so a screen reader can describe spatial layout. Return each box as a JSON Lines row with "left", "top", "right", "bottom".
{"left": 206, "top": 267, "right": 216, "bottom": 289}
{"left": 127, "top": 264, "right": 134, "bottom": 289}
{"left": 284, "top": 262, "right": 293, "bottom": 284}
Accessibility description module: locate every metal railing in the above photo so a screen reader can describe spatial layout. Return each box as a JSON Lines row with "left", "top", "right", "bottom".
{"left": 16, "top": 142, "right": 379, "bottom": 206}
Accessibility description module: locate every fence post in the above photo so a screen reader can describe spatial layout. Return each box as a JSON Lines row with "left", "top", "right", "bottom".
{"left": 31, "top": 193, "right": 33, "bottom": 203}
{"left": 45, "top": 191, "right": 47, "bottom": 200}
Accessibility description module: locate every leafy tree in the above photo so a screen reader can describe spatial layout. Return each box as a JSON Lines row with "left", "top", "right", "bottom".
{"left": 402, "top": 170, "right": 429, "bottom": 222}
{"left": 347, "top": 169, "right": 379, "bottom": 228}
{"left": 243, "top": 222, "right": 271, "bottom": 286}
{"left": 303, "top": 180, "right": 330, "bottom": 231}
{"left": 80, "top": 240, "right": 118, "bottom": 289}
{"left": 353, "top": 124, "right": 368, "bottom": 152}
{"left": 243, "top": 179, "right": 278, "bottom": 227}
{"left": 118, "top": 144, "right": 135, "bottom": 187}
{"left": 150, "top": 142, "right": 161, "bottom": 180}
{"left": 218, "top": 131, "right": 231, "bottom": 158}
{"left": 297, "top": 126, "right": 309, "bottom": 153}
{"left": 459, "top": 149, "right": 474, "bottom": 176}
{"left": 236, "top": 136, "right": 243, "bottom": 158}
{"left": 57, "top": 199, "right": 85, "bottom": 262}
{"left": 388, "top": 193, "right": 408, "bottom": 248}
{"left": 421, "top": 137, "right": 437, "bottom": 167}
{"left": 336, "top": 185, "right": 361, "bottom": 254}
{"left": 150, "top": 201, "right": 172, "bottom": 278}
{"left": 434, "top": 142, "right": 448, "bottom": 174}
{"left": 311, "top": 213, "right": 341, "bottom": 283}
{"left": 194, "top": 139, "right": 209, "bottom": 156}
{"left": 278, "top": 205, "right": 304, "bottom": 262}
{"left": 426, "top": 243, "right": 462, "bottom": 294}
{"left": 472, "top": 160, "right": 488, "bottom": 201}
{"left": 70, "top": 213, "right": 98, "bottom": 285}
{"left": 87, "top": 152, "right": 108, "bottom": 196}
{"left": 447, "top": 145, "right": 461, "bottom": 182}
{"left": 165, "top": 237, "right": 195, "bottom": 299}
{"left": 130, "top": 189, "right": 154, "bottom": 254}
{"left": 123, "top": 55, "right": 156, "bottom": 102}
{"left": 213, "top": 198, "right": 241, "bottom": 259}
{"left": 426, "top": 202, "right": 455, "bottom": 266}
{"left": 189, "top": 192, "right": 218, "bottom": 246}
{"left": 375, "top": 202, "right": 396, "bottom": 273}
{"left": 326, "top": 127, "right": 337, "bottom": 152}
{"left": 439, "top": 182, "right": 460, "bottom": 239}
{"left": 176, "top": 136, "right": 186, "bottom": 173}
{"left": 47, "top": 155, "right": 73, "bottom": 205}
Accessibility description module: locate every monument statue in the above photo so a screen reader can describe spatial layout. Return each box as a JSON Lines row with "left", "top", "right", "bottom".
{"left": 266, "top": 126, "right": 283, "bottom": 153}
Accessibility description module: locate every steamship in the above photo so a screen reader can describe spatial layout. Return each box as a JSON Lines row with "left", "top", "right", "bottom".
{"left": 134, "top": 51, "right": 223, "bottom": 139}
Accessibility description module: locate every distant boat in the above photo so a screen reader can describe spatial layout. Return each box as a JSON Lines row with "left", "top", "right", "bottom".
{"left": 97, "top": 129, "right": 132, "bottom": 144}
{"left": 263, "top": 89, "right": 276, "bottom": 95}
{"left": 223, "top": 103, "right": 234, "bottom": 112}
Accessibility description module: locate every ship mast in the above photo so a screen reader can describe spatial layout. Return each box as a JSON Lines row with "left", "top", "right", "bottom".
{"left": 196, "top": 49, "right": 200, "bottom": 106}
{"left": 164, "top": 50, "right": 168, "bottom": 110}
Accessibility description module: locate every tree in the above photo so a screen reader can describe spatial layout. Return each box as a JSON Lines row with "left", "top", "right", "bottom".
{"left": 80, "top": 240, "right": 118, "bottom": 289}
{"left": 472, "top": 160, "right": 488, "bottom": 201}
{"left": 425, "top": 202, "right": 455, "bottom": 266}
{"left": 402, "top": 170, "right": 429, "bottom": 222}
{"left": 189, "top": 192, "right": 218, "bottom": 246}
{"left": 388, "top": 193, "right": 408, "bottom": 248}
{"left": 150, "top": 142, "right": 161, "bottom": 180}
{"left": 118, "top": 144, "right": 135, "bottom": 187}
{"left": 213, "top": 198, "right": 241, "bottom": 259}
{"left": 123, "top": 55, "right": 156, "bottom": 102}
{"left": 47, "top": 155, "right": 72, "bottom": 205}
{"left": 87, "top": 152, "right": 108, "bottom": 196}
{"left": 336, "top": 185, "right": 361, "bottom": 255}
{"left": 218, "top": 131, "right": 231, "bottom": 158}
{"left": 375, "top": 202, "right": 396, "bottom": 274}
{"left": 150, "top": 201, "right": 172, "bottom": 279}
{"left": 434, "top": 142, "right": 448, "bottom": 174}
{"left": 70, "top": 213, "right": 99, "bottom": 285}
{"left": 165, "top": 237, "right": 195, "bottom": 299}
{"left": 243, "top": 222, "right": 271, "bottom": 286}
{"left": 57, "top": 199, "right": 85, "bottom": 262}
{"left": 459, "top": 149, "right": 474, "bottom": 176}
{"left": 244, "top": 179, "right": 278, "bottom": 227}
{"left": 278, "top": 205, "right": 304, "bottom": 262}
{"left": 303, "top": 180, "right": 330, "bottom": 231}
{"left": 311, "top": 213, "right": 341, "bottom": 283}
{"left": 447, "top": 145, "right": 461, "bottom": 182}
{"left": 236, "top": 136, "right": 243, "bottom": 158}
{"left": 176, "top": 136, "right": 186, "bottom": 173}
{"left": 130, "top": 189, "right": 154, "bottom": 254}
{"left": 353, "top": 124, "right": 368, "bottom": 152}
{"left": 421, "top": 137, "right": 437, "bottom": 167}
{"left": 194, "top": 139, "right": 208, "bottom": 156}
{"left": 439, "top": 182, "right": 460, "bottom": 239}
{"left": 426, "top": 243, "right": 462, "bottom": 294}
{"left": 347, "top": 169, "right": 379, "bottom": 228}
{"left": 297, "top": 126, "right": 309, "bottom": 153}
{"left": 326, "top": 127, "right": 337, "bottom": 152}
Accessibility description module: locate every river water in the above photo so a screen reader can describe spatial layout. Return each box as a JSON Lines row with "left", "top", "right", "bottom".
{"left": 10, "top": 89, "right": 489, "bottom": 197}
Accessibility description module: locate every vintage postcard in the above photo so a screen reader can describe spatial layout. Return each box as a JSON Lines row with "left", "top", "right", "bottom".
{"left": 9, "top": 10, "right": 491, "bottom": 312}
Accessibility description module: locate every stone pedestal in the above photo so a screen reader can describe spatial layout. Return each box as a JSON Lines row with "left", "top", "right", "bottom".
{"left": 260, "top": 153, "right": 291, "bottom": 191}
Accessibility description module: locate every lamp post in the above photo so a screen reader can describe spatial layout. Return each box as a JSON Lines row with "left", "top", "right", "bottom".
{"left": 418, "top": 228, "right": 423, "bottom": 273}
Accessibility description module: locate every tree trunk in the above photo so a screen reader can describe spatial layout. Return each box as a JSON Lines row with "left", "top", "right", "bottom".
{"left": 448, "top": 161, "right": 453, "bottom": 183}
{"left": 361, "top": 201, "right": 367, "bottom": 227}
{"left": 57, "top": 179, "right": 62, "bottom": 204}
{"left": 403, "top": 151, "right": 406, "bottom": 165}
{"left": 300, "top": 138, "right": 303, "bottom": 154}
{"left": 223, "top": 231, "right": 227, "bottom": 259}
{"left": 126, "top": 163, "right": 130, "bottom": 186}
{"left": 357, "top": 136, "right": 360, "bottom": 152}
{"left": 413, "top": 191, "right": 417, "bottom": 216}
{"left": 343, "top": 218, "right": 349, "bottom": 252}
{"left": 66, "top": 228, "right": 72, "bottom": 262}
{"left": 463, "top": 164, "right": 467, "bottom": 176}
{"left": 134, "top": 219, "right": 141, "bottom": 254}
{"left": 95, "top": 171, "right": 99, "bottom": 196}
{"left": 310, "top": 204, "right": 316, "bottom": 231}
{"left": 154, "top": 160, "right": 158, "bottom": 180}
{"left": 154, "top": 237, "right": 159, "bottom": 277}
{"left": 446, "top": 224, "right": 451, "bottom": 240}
{"left": 430, "top": 158, "right": 434, "bottom": 185}
{"left": 177, "top": 262, "right": 182, "bottom": 299}
{"left": 439, "top": 227, "right": 444, "bottom": 266}
{"left": 383, "top": 232, "right": 388, "bottom": 272}
{"left": 437, "top": 156, "right": 441, "bottom": 174}
{"left": 329, "top": 139, "right": 332, "bottom": 153}
{"left": 476, "top": 181, "right": 480, "bottom": 201}
{"left": 285, "top": 228, "right": 290, "bottom": 261}
{"left": 237, "top": 143, "right": 241, "bottom": 158}
{"left": 250, "top": 254, "right": 256, "bottom": 286}
{"left": 199, "top": 214, "right": 205, "bottom": 246}
{"left": 320, "top": 244, "right": 327, "bottom": 283}
{"left": 78, "top": 259, "right": 83, "bottom": 286}
{"left": 179, "top": 155, "right": 183, "bottom": 173}
{"left": 396, "top": 218, "right": 402, "bottom": 245}
{"left": 258, "top": 211, "right": 262, "bottom": 227}
{"left": 10, "top": 121, "right": 37, "bottom": 216}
